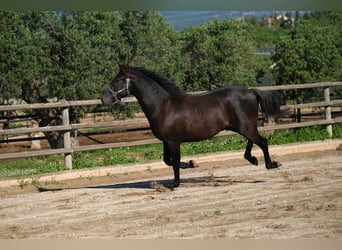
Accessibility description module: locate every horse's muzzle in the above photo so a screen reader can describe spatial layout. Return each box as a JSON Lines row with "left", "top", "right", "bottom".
{"left": 101, "top": 90, "right": 115, "bottom": 106}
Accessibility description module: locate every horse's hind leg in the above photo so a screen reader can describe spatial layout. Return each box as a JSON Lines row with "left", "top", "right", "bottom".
{"left": 241, "top": 129, "right": 280, "bottom": 169}
{"left": 254, "top": 134, "right": 280, "bottom": 169}
{"left": 244, "top": 140, "right": 258, "bottom": 166}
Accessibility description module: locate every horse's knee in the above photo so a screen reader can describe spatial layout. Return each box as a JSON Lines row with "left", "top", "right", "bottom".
{"left": 164, "top": 160, "right": 172, "bottom": 166}
{"left": 163, "top": 155, "right": 173, "bottom": 166}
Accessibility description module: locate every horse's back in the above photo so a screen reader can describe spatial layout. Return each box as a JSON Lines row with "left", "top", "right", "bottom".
{"left": 188, "top": 86, "right": 257, "bottom": 109}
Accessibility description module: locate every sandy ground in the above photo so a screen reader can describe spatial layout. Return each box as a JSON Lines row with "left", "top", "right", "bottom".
{"left": 0, "top": 148, "right": 341, "bottom": 239}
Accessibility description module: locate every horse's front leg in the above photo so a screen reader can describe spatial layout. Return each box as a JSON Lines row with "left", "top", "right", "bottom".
{"left": 163, "top": 141, "right": 199, "bottom": 187}
{"left": 164, "top": 141, "right": 182, "bottom": 187}
{"left": 163, "top": 141, "right": 173, "bottom": 166}
{"left": 244, "top": 140, "right": 259, "bottom": 166}
{"left": 163, "top": 141, "right": 194, "bottom": 168}
{"left": 164, "top": 142, "right": 195, "bottom": 169}
{"left": 163, "top": 141, "right": 180, "bottom": 187}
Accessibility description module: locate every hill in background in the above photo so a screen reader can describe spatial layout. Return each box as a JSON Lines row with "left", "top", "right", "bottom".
{"left": 160, "top": 11, "right": 287, "bottom": 31}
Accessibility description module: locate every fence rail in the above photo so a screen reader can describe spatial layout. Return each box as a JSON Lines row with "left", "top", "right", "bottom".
{"left": 1, "top": 82, "right": 342, "bottom": 168}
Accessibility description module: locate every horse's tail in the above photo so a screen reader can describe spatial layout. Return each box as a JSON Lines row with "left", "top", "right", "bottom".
{"left": 252, "top": 89, "right": 283, "bottom": 117}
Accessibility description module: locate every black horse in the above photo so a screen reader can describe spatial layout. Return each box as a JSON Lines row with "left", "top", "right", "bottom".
{"left": 102, "top": 65, "right": 282, "bottom": 187}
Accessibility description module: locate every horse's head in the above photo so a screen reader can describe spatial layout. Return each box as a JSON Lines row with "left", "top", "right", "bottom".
{"left": 101, "top": 65, "right": 134, "bottom": 105}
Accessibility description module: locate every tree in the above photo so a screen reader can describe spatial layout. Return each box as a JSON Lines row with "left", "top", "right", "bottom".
{"left": 272, "top": 19, "right": 342, "bottom": 86}
{"left": 47, "top": 11, "right": 125, "bottom": 102}
{"left": 46, "top": 11, "right": 129, "bottom": 147}
{"left": 0, "top": 12, "right": 63, "bottom": 147}
{"left": 179, "top": 19, "right": 257, "bottom": 91}
{"left": 119, "top": 11, "right": 184, "bottom": 83}
{"left": 0, "top": 12, "right": 24, "bottom": 102}
{"left": 0, "top": 11, "right": 126, "bottom": 148}
{"left": 272, "top": 18, "right": 342, "bottom": 121}
{"left": 0, "top": 11, "right": 54, "bottom": 104}
{"left": 0, "top": 11, "right": 186, "bottom": 148}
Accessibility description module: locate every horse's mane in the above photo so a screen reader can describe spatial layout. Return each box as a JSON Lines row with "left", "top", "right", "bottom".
{"left": 126, "top": 66, "right": 183, "bottom": 95}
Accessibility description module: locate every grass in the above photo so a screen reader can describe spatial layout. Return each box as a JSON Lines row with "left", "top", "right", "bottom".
{"left": 0, "top": 124, "right": 341, "bottom": 179}
{"left": 213, "top": 209, "right": 222, "bottom": 216}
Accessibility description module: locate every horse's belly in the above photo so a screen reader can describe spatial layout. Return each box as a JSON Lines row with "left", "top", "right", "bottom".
{"left": 185, "top": 121, "right": 223, "bottom": 141}
{"left": 157, "top": 103, "right": 228, "bottom": 142}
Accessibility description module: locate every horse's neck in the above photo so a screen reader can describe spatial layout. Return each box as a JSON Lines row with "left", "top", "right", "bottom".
{"left": 132, "top": 79, "right": 169, "bottom": 119}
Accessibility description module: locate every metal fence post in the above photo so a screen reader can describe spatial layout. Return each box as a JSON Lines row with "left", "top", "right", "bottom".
{"left": 62, "top": 108, "right": 72, "bottom": 169}
{"left": 324, "top": 87, "right": 333, "bottom": 138}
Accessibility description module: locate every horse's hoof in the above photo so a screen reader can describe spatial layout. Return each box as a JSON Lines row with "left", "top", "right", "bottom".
{"left": 266, "top": 161, "right": 281, "bottom": 169}
{"left": 172, "top": 180, "right": 180, "bottom": 188}
{"left": 251, "top": 157, "right": 259, "bottom": 166}
{"left": 189, "top": 160, "right": 199, "bottom": 168}
{"left": 273, "top": 161, "right": 282, "bottom": 168}
{"left": 245, "top": 155, "right": 258, "bottom": 166}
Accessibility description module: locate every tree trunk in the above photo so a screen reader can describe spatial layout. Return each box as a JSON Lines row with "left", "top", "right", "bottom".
{"left": 21, "top": 83, "right": 79, "bottom": 149}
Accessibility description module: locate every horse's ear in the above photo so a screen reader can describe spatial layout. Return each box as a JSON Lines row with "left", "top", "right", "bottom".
{"left": 119, "top": 65, "right": 135, "bottom": 77}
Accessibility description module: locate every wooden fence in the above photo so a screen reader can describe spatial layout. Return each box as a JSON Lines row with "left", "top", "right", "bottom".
{"left": 1, "top": 82, "right": 342, "bottom": 169}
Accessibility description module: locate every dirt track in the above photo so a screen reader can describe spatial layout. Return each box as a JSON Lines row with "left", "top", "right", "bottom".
{"left": 0, "top": 147, "right": 341, "bottom": 239}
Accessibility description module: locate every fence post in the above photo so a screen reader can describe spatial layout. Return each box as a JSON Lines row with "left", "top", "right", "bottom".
{"left": 324, "top": 87, "right": 333, "bottom": 138}
{"left": 62, "top": 108, "right": 72, "bottom": 169}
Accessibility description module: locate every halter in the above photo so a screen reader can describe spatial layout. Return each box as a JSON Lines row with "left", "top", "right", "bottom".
{"left": 107, "top": 78, "right": 131, "bottom": 102}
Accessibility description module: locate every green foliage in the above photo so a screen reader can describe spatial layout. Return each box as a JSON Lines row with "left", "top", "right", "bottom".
{"left": 2, "top": 11, "right": 340, "bottom": 101}
{"left": 271, "top": 14, "right": 342, "bottom": 107}
{"left": 0, "top": 11, "right": 185, "bottom": 120}
{"left": 252, "top": 23, "right": 289, "bottom": 48}
{"left": 272, "top": 18, "right": 342, "bottom": 86}
{"left": 119, "top": 11, "right": 185, "bottom": 84}
{"left": 123, "top": 144, "right": 163, "bottom": 161}
{"left": 332, "top": 124, "right": 342, "bottom": 138}
{"left": 72, "top": 148, "right": 139, "bottom": 169}
{"left": 1, "top": 11, "right": 341, "bottom": 105}
{"left": 266, "top": 126, "right": 330, "bottom": 145}
{"left": 72, "top": 152, "right": 100, "bottom": 169}
{"left": 181, "top": 135, "right": 246, "bottom": 155}
{"left": 44, "top": 11, "right": 124, "bottom": 102}
{"left": 0, "top": 156, "right": 66, "bottom": 178}
{"left": 0, "top": 11, "right": 54, "bottom": 102}
{"left": 102, "top": 151, "right": 137, "bottom": 165}
{"left": 180, "top": 19, "right": 258, "bottom": 91}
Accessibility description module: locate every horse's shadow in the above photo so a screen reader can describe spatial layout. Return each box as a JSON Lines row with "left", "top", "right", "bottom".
{"left": 36, "top": 175, "right": 266, "bottom": 193}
